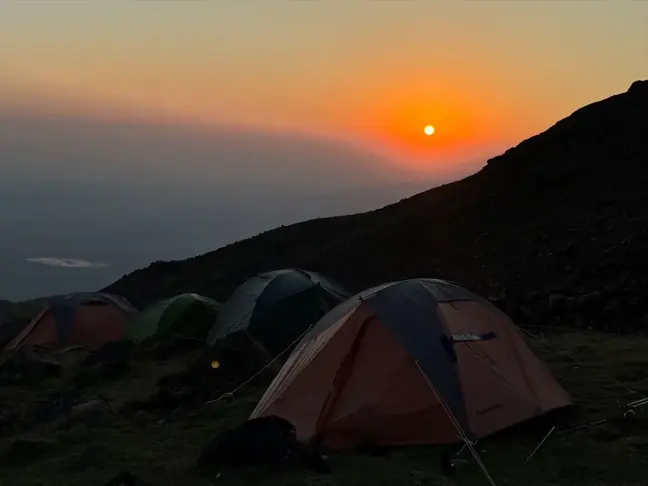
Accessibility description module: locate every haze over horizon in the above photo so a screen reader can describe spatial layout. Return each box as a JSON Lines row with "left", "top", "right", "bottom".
{"left": 0, "top": 1, "right": 646, "bottom": 301}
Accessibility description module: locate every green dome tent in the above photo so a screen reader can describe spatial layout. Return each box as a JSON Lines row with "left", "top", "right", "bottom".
{"left": 126, "top": 293, "right": 220, "bottom": 343}
{"left": 207, "top": 269, "right": 350, "bottom": 356}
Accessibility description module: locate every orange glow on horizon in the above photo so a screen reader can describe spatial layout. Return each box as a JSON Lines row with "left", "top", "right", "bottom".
{"left": 341, "top": 80, "right": 511, "bottom": 171}
{"left": 2, "top": 64, "right": 519, "bottom": 177}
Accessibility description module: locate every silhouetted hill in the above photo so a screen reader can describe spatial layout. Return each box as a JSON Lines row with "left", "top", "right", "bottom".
{"left": 106, "top": 81, "right": 648, "bottom": 331}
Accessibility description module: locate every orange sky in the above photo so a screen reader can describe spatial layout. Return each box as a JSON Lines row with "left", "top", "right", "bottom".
{"left": 1, "top": 1, "right": 646, "bottom": 179}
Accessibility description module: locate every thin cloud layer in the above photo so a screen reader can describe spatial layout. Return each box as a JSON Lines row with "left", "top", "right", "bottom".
{"left": 26, "top": 257, "right": 110, "bottom": 269}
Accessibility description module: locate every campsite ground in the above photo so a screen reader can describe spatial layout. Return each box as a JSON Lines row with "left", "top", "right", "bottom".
{"left": 2, "top": 328, "right": 648, "bottom": 486}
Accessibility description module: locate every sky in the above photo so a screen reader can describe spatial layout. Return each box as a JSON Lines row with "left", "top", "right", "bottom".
{"left": 1, "top": 0, "right": 646, "bottom": 180}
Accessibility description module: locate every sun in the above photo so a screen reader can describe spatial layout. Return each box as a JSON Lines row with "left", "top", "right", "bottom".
{"left": 423, "top": 125, "right": 435, "bottom": 136}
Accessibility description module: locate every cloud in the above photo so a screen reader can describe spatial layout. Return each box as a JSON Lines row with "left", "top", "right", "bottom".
{"left": 26, "top": 257, "right": 110, "bottom": 269}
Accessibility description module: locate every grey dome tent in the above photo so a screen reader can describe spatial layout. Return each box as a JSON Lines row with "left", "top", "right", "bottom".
{"left": 207, "top": 269, "right": 350, "bottom": 355}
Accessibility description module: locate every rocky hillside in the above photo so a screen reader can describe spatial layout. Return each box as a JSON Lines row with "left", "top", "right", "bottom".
{"left": 106, "top": 81, "right": 648, "bottom": 332}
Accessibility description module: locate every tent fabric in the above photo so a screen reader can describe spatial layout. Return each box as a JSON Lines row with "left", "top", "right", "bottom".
{"left": 4, "top": 292, "right": 137, "bottom": 351}
{"left": 250, "top": 278, "right": 570, "bottom": 449}
{"left": 207, "top": 269, "right": 350, "bottom": 355}
{"left": 126, "top": 293, "right": 220, "bottom": 343}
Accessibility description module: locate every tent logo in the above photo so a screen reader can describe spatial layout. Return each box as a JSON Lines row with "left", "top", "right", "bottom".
{"left": 476, "top": 403, "right": 503, "bottom": 416}
{"left": 451, "top": 332, "right": 497, "bottom": 342}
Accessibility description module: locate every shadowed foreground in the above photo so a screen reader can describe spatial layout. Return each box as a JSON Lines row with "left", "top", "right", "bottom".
{"left": 1, "top": 328, "right": 648, "bottom": 486}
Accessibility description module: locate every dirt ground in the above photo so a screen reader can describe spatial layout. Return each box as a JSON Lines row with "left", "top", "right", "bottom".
{"left": 2, "top": 328, "right": 648, "bottom": 486}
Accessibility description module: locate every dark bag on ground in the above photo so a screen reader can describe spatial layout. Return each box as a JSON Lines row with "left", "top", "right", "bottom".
{"left": 198, "top": 416, "right": 297, "bottom": 473}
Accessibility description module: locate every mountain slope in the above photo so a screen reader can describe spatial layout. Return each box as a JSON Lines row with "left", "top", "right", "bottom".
{"left": 106, "top": 81, "right": 648, "bottom": 331}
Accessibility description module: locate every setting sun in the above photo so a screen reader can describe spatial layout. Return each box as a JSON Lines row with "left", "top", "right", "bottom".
{"left": 424, "top": 125, "right": 435, "bottom": 136}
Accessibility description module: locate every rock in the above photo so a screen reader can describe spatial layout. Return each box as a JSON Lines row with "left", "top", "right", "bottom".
{"left": 563, "top": 297, "right": 577, "bottom": 313}
{"left": 68, "top": 400, "right": 116, "bottom": 428}
{"left": 602, "top": 298, "right": 623, "bottom": 322}
{"left": 589, "top": 424, "right": 624, "bottom": 442}
{"left": 513, "top": 304, "right": 539, "bottom": 325}
{"left": 3, "top": 437, "right": 57, "bottom": 466}
{"left": 73, "top": 360, "right": 130, "bottom": 389}
{"left": 148, "top": 388, "right": 180, "bottom": 412}
{"left": 604, "top": 282, "right": 620, "bottom": 296}
{"left": 577, "top": 293, "right": 598, "bottom": 311}
{"left": 29, "top": 356, "right": 62, "bottom": 377}
{"left": 488, "top": 287, "right": 508, "bottom": 307}
{"left": 84, "top": 341, "right": 132, "bottom": 367}
{"left": 548, "top": 293, "right": 567, "bottom": 315}
{"left": 30, "top": 389, "right": 85, "bottom": 425}
{"left": 61, "top": 445, "right": 110, "bottom": 472}
{"left": 0, "top": 351, "right": 63, "bottom": 385}
{"left": 103, "top": 471, "right": 145, "bottom": 486}
{"left": 559, "top": 241, "right": 577, "bottom": 259}
{"left": 150, "top": 336, "right": 202, "bottom": 360}
{"left": 0, "top": 408, "right": 20, "bottom": 435}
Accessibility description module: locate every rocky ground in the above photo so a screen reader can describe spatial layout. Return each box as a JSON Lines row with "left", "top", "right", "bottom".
{"left": 2, "top": 327, "right": 648, "bottom": 486}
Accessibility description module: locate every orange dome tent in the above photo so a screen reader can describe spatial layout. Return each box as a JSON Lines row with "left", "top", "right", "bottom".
{"left": 251, "top": 279, "right": 570, "bottom": 449}
{"left": 4, "top": 292, "right": 137, "bottom": 351}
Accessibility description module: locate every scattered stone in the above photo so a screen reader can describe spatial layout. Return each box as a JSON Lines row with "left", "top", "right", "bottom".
{"left": 577, "top": 293, "right": 598, "bottom": 311}
{"left": 55, "top": 345, "right": 85, "bottom": 355}
{"left": 589, "top": 423, "right": 624, "bottom": 442}
{"left": 559, "top": 241, "right": 577, "bottom": 259}
{"left": 103, "top": 471, "right": 145, "bottom": 486}
{"left": 148, "top": 336, "right": 202, "bottom": 361}
{"left": 84, "top": 341, "right": 133, "bottom": 367}
{"left": 602, "top": 298, "right": 623, "bottom": 322}
{"left": 604, "top": 282, "right": 620, "bottom": 296}
{"left": 548, "top": 293, "right": 566, "bottom": 315}
{"left": 67, "top": 400, "right": 116, "bottom": 428}
{"left": 0, "top": 408, "right": 20, "bottom": 435}
{"left": 73, "top": 360, "right": 130, "bottom": 389}
{"left": 30, "top": 389, "right": 85, "bottom": 425}
{"left": 0, "top": 351, "right": 62, "bottom": 385}
{"left": 2, "top": 437, "right": 57, "bottom": 466}
{"left": 563, "top": 297, "right": 577, "bottom": 313}
{"left": 61, "top": 444, "right": 111, "bottom": 472}
{"left": 515, "top": 304, "right": 540, "bottom": 325}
